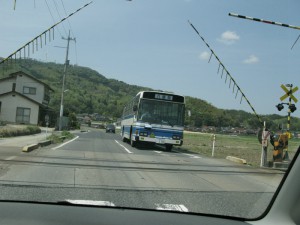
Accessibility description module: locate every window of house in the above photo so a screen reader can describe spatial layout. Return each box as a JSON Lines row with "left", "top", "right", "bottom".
{"left": 16, "top": 107, "right": 31, "bottom": 124}
{"left": 23, "top": 86, "right": 36, "bottom": 95}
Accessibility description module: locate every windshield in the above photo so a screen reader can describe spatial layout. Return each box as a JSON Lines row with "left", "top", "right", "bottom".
{"left": 138, "top": 99, "right": 185, "bottom": 126}
{"left": 0, "top": 0, "right": 299, "bottom": 220}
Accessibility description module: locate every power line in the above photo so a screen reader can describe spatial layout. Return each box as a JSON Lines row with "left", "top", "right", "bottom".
{"left": 60, "top": 0, "right": 76, "bottom": 38}
{"left": 59, "top": 0, "right": 77, "bottom": 64}
{"left": 45, "top": 0, "right": 64, "bottom": 38}
{"left": 52, "top": 0, "right": 68, "bottom": 36}
{"left": 291, "top": 34, "right": 300, "bottom": 50}
{"left": 0, "top": 1, "right": 93, "bottom": 66}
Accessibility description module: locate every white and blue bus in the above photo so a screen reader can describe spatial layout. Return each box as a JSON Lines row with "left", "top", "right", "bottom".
{"left": 121, "top": 91, "right": 185, "bottom": 151}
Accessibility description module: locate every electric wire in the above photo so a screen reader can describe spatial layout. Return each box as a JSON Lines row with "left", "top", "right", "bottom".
{"left": 60, "top": 0, "right": 77, "bottom": 64}
{"left": 45, "top": 0, "right": 64, "bottom": 38}
{"left": 60, "top": 0, "right": 76, "bottom": 38}
{"left": 52, "top": 0, "right": 68, "bottom": 37}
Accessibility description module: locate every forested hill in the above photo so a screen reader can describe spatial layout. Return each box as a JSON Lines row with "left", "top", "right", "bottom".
{"left": 1, "top": 58, "right": 299, "bottom": 130}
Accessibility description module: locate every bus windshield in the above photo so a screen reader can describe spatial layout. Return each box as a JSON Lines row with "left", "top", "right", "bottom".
{"left": 138, "top": 99, "right": 185, "bottom": 126}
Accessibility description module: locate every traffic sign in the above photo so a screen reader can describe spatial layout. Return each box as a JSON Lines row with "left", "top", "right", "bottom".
{"left": 280, "top": 84, "right": 298, "bottom": 103}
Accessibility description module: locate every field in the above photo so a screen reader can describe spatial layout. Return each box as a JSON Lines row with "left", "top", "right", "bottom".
{"left": 180, "top": 132, "right": 300, "bottom": 167}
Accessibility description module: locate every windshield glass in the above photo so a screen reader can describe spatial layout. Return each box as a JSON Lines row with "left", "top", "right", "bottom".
{"left": 0, "top": 0, "right": 299, "bottom": 220}
{"left": 138, "top": 99, "right": 185, "bottom": 126}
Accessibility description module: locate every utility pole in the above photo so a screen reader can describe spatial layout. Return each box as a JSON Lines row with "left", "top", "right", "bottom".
{"left": 59, "top": 30, "right": 76, "bottom": 131}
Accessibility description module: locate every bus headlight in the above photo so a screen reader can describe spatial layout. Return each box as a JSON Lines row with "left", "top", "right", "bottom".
{"left": 139, "top": 132, "right": 148, "bottom": 137}
{"left": 172, "top": 135, "right": 181, "bottom": 140}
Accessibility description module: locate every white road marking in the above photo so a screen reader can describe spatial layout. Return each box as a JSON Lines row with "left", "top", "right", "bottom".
{"left": 154, "top": 151, "right": 162, "bottom": 154}
{"left": 52, "top": 136, "right": 79, "bottom": 150}
{"left": 173, "top": 150, "right": 201, "bottom": 159}
{"left": 115, "top": 140, "right": 133, "bottom": 154}
{"left": 5, "top": 156, "right": 16, "bottom": 160}
{"left": 156, "top": 204, "right": 189, "bottom": 212}
{"left": 66, "top": 200, "right": 115, "bottom": 206}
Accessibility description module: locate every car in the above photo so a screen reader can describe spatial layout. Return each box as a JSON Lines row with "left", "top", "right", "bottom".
{"left": 0, "top": 1, "right": 299, "bottom": 225}
{"left": 106, "top": 124, "right": 116, "bottom": 133}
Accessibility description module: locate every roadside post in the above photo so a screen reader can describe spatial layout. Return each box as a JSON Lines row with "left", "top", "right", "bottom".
{"left": 260, "top": 121, "right": 270, "bottom": 167}
{"left": 45, "top": 114, "right": 49, "bottom": 139}
{"left": 211, "top": 134, "right": 216, "bottom": 157}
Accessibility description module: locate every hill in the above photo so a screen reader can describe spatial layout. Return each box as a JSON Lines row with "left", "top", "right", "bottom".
{"left": 0, "top": 58, "right": 299, "bottom": 131}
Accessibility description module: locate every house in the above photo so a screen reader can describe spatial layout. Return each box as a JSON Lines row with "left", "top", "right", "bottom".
{"left": 0, "top": 71, "right": 54, "bottom": 125}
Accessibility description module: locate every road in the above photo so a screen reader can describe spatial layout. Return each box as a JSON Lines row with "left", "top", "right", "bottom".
{"left": 0, "top": 129, "right": 284, "bottom": 218}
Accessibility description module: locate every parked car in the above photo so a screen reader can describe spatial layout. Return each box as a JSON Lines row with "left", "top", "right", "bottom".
{"left": 106, "top": 124, "right": 115, "bottom": 133}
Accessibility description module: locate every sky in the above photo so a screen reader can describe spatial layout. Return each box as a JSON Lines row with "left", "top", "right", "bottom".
{"left": 0, "top": 0, "right": 299, "bottom": 119}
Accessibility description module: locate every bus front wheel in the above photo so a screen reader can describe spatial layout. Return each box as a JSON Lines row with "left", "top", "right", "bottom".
{"left": 165, "top": 144, "right": 172, "bottom": 151}
{"left": 130, "top": 138, "right": 136, "bottom": 147}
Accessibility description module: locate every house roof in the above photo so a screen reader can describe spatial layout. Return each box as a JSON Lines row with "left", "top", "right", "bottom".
{"left": 8, "top": 71, "right": 54, "bottom": 92}
{"left": 0, "top": 76, "right": 15, "bottom": 82}
{"left": 0, "top": 91, "right": 45, "bottom": 108}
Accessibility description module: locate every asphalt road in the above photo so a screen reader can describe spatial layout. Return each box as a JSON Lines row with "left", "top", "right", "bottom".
{"left": 0, "top": 129, "right": 285, "bottom": 219}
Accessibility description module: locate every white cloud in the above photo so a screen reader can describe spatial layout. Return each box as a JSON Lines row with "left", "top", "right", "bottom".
{"left": 218, "top": 31, "right": 240, "bottom": 45}
{"left": 198, "top": 51, "right": 210, "bottom": 60}
{"left": 243, "top": 55, "right": 259, "bottom": 64}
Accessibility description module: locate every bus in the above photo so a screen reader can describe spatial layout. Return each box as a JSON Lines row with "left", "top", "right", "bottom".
{"left": 121, "top": 91, "right": 185, "bottom": 151}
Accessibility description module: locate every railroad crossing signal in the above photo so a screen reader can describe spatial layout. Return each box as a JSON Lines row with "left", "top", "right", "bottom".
{"left": 280, "top": 84, "right": 298, "bottom": 103}
{"left": 273, "top": 83, "right": 297, "bottom": 162}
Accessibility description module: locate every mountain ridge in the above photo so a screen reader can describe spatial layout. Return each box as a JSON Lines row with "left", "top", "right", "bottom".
{"left": 0, "top": 58, "right": 298, "bottom": 130}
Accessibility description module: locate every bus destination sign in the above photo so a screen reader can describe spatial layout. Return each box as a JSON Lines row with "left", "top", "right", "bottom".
{"left": 143, "top": 91, "right": 185, "bottom": 103}
{"left": 155, "top": 94, "right": 173, "bottom": 101}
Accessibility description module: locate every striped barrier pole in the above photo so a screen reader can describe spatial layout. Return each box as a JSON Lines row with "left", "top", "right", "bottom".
{"left": 229, "top": 13, "right": 300, "bottom": 49}
{"left": 188, "top": 20, "right": 263, "bottom": 125}
{"left": 229, "top": 13, "right": 300, "bottom": 30}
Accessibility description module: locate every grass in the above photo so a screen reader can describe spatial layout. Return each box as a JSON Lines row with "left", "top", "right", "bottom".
{"left": 179, "top": 132, "right": 300, "bottom": 167}
{"left": 47, "top": 130, "right": 75, "bottom": 144}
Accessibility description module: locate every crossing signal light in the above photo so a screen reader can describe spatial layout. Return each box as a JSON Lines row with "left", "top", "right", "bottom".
{"left": 289, "top": 104, "right": 297, "bottom": 113}
{"left": 276, "top": 103, "right": 284, "bottom": 111}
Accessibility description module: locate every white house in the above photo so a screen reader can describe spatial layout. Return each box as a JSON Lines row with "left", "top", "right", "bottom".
{"left": 0, "top": 71, "right": 54, "bottom": 125}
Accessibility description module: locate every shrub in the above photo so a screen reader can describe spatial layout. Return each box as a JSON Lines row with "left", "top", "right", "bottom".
{"left": 0, "top": 125, "right": 41, "bottom": 137}
{"left": 47, "top": 133, "right": 62, "bottom": 144}
{"left": 26, "top": 126, "right": 41, "bottom": 134}
{"left": 61, "top": 130, "right": 75, "bottom": 139}
{"left": 47, "top": 131, "right": 74, "bottom": 144}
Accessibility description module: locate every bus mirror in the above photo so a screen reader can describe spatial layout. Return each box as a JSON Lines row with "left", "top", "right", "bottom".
{"left": 133, "top": 105, "right": 138, "bottom": 112}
